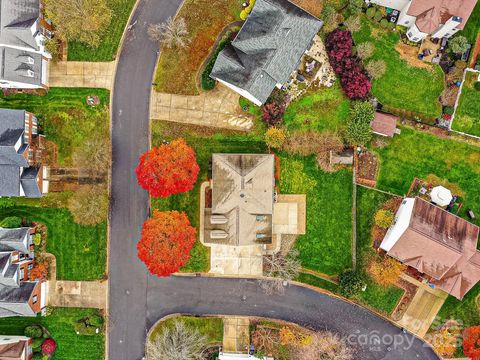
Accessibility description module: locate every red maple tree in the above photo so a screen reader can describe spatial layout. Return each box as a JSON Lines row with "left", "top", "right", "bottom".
{"left": 464, "top": 326, "right": 480, "bottom": 360}
{"left": 135, "top": 138, "right": 200, "bottom": 198}
{"left": 137, "top": 210, "right": 196, "bottom": 277}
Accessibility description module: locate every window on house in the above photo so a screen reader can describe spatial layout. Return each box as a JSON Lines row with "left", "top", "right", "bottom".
{"left": 28, "top": 263, "right": 33, "bottom": 270}
{"left": 413, "top": 37, "right": 418, "bottom": 41}
{"left": 405, "top": 21, "right": 409, "bottom": 24}
{"left": 32, "top": 295, "right": 38, "bottom": 304}
{"left": 19, "top": 268, "right": 24, "bottom": 279}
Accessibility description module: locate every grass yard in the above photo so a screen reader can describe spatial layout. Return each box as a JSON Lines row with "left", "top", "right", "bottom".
{"left": 353, "top": 18, "right": 444, "bottom": 119}
{"left": 452, "top": 71, "right": 480, "bottom": 136}
{"left": 460, "top": 0, "right": 480, "bottom": 44}
{"left": 374, "top": 126, "right": 480, "bottom": 226}
{"left": 0, "top": 308, "right": 105, "bottom": 360}
{"left": 283, "top": 83, "right": 350, "bottom": 132}
{"left": 151, "top": 121, "right": 266, "bottom": 272}
{"left": 0, "top": 206, "right": 106, "bottom": 281}
{"left": 355, "top": 187, "right": 404, "bottom": 314}
{"left": 67, "top": 0, "right": 137, "bottom": 61}
{"left": 154, "top": 0, "right": 243, "bottom": 95}
{"left": 0, "top": 88, "right": 110, "bottom": 165}
{"left": 279, "top": 155, "right": 353, "bottom": 275}
{"left": 149, "top": 316, "right": 224, "bottom": 343}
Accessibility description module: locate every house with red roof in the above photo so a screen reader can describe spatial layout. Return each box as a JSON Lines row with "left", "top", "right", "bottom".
{"left": 366, "top": 0, "right": 478, "bottom": 42}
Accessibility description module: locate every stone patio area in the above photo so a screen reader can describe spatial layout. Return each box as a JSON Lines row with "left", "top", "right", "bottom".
{"left": 150, "top": 84, "right": 254, "bottom": 131}
{"left": 49, "top": 61, "right": 115, "bottom": 89}
{"left": 222, "top": 317, "right": 250, "bottom": 353}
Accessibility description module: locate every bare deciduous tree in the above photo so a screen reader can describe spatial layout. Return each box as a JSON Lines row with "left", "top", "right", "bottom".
{"left": 72, "top": 136, "right": 111, "bottom": 176}
{"left": 260, "top": 250, "right": 302, "bottom": 295}
{"left": 67, "top": 185, "right": 109, "bottom": 226}
{"left": 146, "top": 321, "right": 207, "bottom": 360}
{"left": 148, "top": 17, "right": 189, "bottom": 49}
{"left": 294, "top": 331, "right": 353, "bottom": 360}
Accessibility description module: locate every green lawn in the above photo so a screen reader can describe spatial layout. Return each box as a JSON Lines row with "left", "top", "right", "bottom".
{"left": 149, "top": 316, "right": 223, "bottom": 343}
{"left": 151, "top": 121, "right": 266, "bottom": 272}
{"left": 460, "top": 0, "right": 480, "bottom": 44}
{"left": 452, "top": 71, "right": 480, "bottom": 136}
{"left": 67, "top": 0, "right": 137, "bottom": 61}
{"left": 0, "top": 88, "right": 110, "bottom": 165}
{"left": 295, "top": 273, "right": 339, "bottom": 293}
{"left": 0, "top": 308, "right": 104, "bottom": 360}
{"left": 283, "top": 83, "right": 350, "bottom": 132}
{"left": 353, "top": 18, "right": 444, "bottom": 119}
{"left": 279, "top": 155, "right": 353, "bottom": 275}
{"left": 0, "top": 206, "right": 106, "bottom": 281}
{"left": 355, "top": 187, "right": 404, "bottom": 315}
{"left": 374, "top": 126, "right": 480, "bottom": 226}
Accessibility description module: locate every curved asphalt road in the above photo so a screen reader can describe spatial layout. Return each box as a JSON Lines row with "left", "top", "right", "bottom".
{"left": 109, "top": 1, "right": 440, "bottom": 359}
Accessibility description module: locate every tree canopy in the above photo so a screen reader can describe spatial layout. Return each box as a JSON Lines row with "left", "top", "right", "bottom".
{"left": 44, "top": 0, "right": 112, "bottom": 47}
{"left": 137, "top": 210, "right": 196, "bottom": 277}
{"left": 135, "top": 138, "right": 200, "bottom": 198}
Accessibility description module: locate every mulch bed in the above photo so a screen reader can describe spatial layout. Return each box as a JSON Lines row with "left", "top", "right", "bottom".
{"left": 391, "top": 278, "right": 418, "bottom": 321}
{"left": 355, "top": 151, "right": 379, "bottom": 187}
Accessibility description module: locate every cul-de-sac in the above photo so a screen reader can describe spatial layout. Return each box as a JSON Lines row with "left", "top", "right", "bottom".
{"left": 0, "top": 0, "right": 478, "bottom": 359}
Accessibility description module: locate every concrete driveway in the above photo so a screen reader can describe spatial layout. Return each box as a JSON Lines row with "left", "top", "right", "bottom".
{"left": 49, "top": 61, "right": 115, "bottom": 89}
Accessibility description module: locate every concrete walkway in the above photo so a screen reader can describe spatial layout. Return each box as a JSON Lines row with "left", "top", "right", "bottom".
{"left": 223, "top": 317, "right": 250, "bottom": 353}
{"left": 45, "top": 253, "right": 107, "bottom": 309}
{"left": 150, "top": 84, "right": 254, "bottom": 131}
{"left": 49, "top": 61, "right": 115, "bottom": 89}
{"left": 397, "top": 274, "right": 448, "bottom": 338}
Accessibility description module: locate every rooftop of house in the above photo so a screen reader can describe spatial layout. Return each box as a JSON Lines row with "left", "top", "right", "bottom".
{"left": 205, "top": 154, "right": 275, "bottom": 246}
{"left": 407, "top": 0, "right": 478, "bottom": 32}
{"left": 210, "top": 0, "right": 322, "bottom": 104}
{"left": 0, "top": 0, "right": 40, "bottom": 51}
{"left": 371, "top": 112, "right": 398, "bottom": 137}
{"left": 0, "top": 47, "right": 43, "bottom": 86}
{"left": 0, "top": 338, "right": 27, "bottom": 360}
{"left": 0, "top": 281, "right": 37, "bottom": 317}
{"left": 387, "top": 197, "right": 480, "bottom": 299}
{"left": 0, "top": 227, "right": 30, "bottom": 253}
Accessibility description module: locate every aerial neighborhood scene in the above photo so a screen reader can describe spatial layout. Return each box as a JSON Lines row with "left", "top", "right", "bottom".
{"left": 0, "top": 0, "right": 479, "bottom": 359}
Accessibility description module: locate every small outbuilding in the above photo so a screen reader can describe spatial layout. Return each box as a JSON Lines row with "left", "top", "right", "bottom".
{"left": 370, "top": 112, "right": 399, "bottom": 137}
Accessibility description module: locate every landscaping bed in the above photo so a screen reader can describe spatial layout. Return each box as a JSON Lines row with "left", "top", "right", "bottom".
{"left": 154, "top": 0, "right": 243, "bottom": 95}
{"left": 0, "top": 308, "right": 105, "bottom": 360}
{"left": 374, "top": 126, "right": 480, "bottom": 225}
{"left": 352, "top": 17, "right": 444, "bottom": 119}
{"left": 67, "top": 0, "right": 137, "bottom": 61}
{"left": 355, "top": 150, "right": 378, "bottom": 187}
{"left": 451, "top": 70, "right": 480, "bottom": 137}
{"left": 0, "top": 206, "right": 106, "bottom": 281}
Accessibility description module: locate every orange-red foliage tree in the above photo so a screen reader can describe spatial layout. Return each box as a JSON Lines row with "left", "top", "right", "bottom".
{"left": 29, "top": 261, "right": 49, "bottom": 281}
{"left": 464, "top": 326, "right": 480, "bottom": 360}
{"left": 135, "top": 138, "right": 200, "bottom": 198}
{"left": 137, "top": 210, "right": 196, "bottom": 277}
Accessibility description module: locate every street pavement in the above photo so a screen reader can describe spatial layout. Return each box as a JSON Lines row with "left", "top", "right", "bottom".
{"left": 109, "top": 1, "right": 441, "bottom": 359}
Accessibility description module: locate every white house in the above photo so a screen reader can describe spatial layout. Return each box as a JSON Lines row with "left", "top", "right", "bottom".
{"left": 366, "top": 0, "right": 478, "bottom": 42}
{"left": 0, "top": 0, "right": 53, "bottom": 89}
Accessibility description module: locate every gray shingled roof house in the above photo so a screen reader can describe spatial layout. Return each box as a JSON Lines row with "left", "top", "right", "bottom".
{"left": 204, "top": 154, "right": 275, "bottom": 246}
{"left": 0, "top": 108, "right": 47, "bottom": 197}
{"left": 0, "top": 0, "right": 51, "bottom": 89}
{"left": 210, "top": 0, "right": 322, "bottom": 105}
{"left": 0, "top": 226, "right": 43, "bottom": 317}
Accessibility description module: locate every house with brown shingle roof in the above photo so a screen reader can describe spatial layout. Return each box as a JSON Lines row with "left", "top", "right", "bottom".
{"left": 380, "top": 197, "right": 480, "bottom": 300}
{"left": 366, "top": 0, "right": 478, "bottom": 42}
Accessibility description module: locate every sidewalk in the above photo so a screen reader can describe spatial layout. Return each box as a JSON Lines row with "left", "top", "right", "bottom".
{"left": 150, "top": 84, "right": 254, "bottom": 131}
{"left": 49, "top": 61, "right": 115, "bottom": 89}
